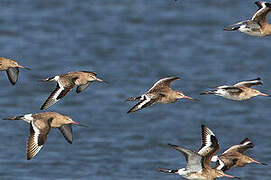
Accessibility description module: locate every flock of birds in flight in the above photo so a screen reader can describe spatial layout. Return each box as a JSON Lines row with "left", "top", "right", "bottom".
{"left": 0, "top": 1, "right": 271, "bottom": 180}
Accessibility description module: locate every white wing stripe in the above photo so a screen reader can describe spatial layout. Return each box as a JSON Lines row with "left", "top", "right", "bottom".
{"left": 53, "top": 85, "right": 65, "bottom": 101}
{"left": 242, "top": 141, "right": 251, "bottom": 146}
{"left": 252, "top": 6, "right": 267, "bottom": 20}
{"left": 216, "top": 158, "right": 225, "bottom": 170}
{"left": 31, "top": 121, "right": 40, "bottom": 145}
{"left": 138, "top": 95, "right": 151, "bottom": 109}
{"left": 22, "top": 114, "right": 33, "bottom": 123}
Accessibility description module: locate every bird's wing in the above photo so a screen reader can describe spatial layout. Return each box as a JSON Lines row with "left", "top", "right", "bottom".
{"left": 27, "top": 119, "right": 51, "bottom": 160}
{"left": 234, "top": 77, "right": 263, "bottom": 88}
{"left": 223, "top": 138, "right": 254, "bottom": 154}
{"left": 127, "top": 94, "right": 156, "bottom": 113}
{"left": 252, "top": 1, "right": 271, "bottom": 25}
{"left": 148, "top": 77, "right": 180, "bottom": 93}
{"left": 168, "top": 144, "right": 203, "bottom": 172}
{"left": 218, "top": 86, "right": 243, "bottom": 96}
{"left": 198, "top": 125, "right": 216, "bottom": 157}
{"left": 58, "top": 124, "right": 73, "bottom": 144}
{"left": 214, "top": 157, "right": 226, "bottom": 171}
{"left": 6, "top": 67, "right": 19, "bottom": 85}
{"left": 76, "top": 82, "right": 91, "bottom": 94}
{"left": 41, "top": 82, "right": 74, "bottom": 110}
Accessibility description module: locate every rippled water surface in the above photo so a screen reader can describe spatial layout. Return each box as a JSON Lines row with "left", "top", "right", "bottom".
{"left": 0, "top": 0, "right": 271, "bottom": 179}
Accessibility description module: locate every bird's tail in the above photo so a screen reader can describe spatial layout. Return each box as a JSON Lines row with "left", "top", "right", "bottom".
{"left": 40, "top": 76, "right": 55, "bottom": 82}
{"left": 157, "top": 168, "right": 178, "bottom": 174}
{"left": 224, "top": 26, "right": 240, "bottom": 31}
{"left": 200, "top": 90, "right": 216, "bottom": 95}
{"left": 3, "top": 116, "right": 24, "bottom": 120}
{"left": 125, "top": 96, "right": 140, "bottom": 101}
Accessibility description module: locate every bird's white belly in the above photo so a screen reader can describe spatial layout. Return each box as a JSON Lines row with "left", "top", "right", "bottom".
{"left": 184, "top": 174, "right": 207, "bottom": 180}
{"left": 219, "top": 94, "right": 242, "bottom": 101}
{"left": 239, "top": 25, "right": 263, "bottom": 36}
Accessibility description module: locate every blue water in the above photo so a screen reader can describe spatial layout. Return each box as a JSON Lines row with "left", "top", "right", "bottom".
{"left": 0, "top": 0, "right": 270, "bottom": 179}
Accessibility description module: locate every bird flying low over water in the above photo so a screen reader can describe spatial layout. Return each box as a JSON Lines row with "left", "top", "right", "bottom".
{"left": 200, "top": 77, "right": 270, "bottom": 100}
{"left": 211, "top": 138, "right": 267, "bottom": 172}
{"left": 0, "top": 57, "right": 30, "bottom": 85}
{"left": 126, "top": 77, "right": 197, "bottom": 113}
{"left": 157, "top": 125, "right": 240, "bottom": 180}
{"left": 224, "top": 1, "right": 271, "bottom": 36}
{"left": 3, "top": 112, "right": 87, "bottom": 160}
{"left": 40, "top": 71, "right": 106, "bottom": 110}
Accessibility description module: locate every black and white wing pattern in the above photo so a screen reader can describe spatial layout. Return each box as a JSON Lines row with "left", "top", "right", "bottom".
{"left": 234, "top": 78, "right": 263, "bottom": 88}
{"left": 27, "top": 120, "right": 51, "bottom": 160}
{"left": 127, "top": 94, "right": 156, "bottom": 113}
{"left": 252, "top": 1, "right": 271, "bottom": 24}
{"left": 198, "top": 125, "right": 216, "bottom": 156}
{"left": 41, "top": 82, "right": 73, "bottom": 110}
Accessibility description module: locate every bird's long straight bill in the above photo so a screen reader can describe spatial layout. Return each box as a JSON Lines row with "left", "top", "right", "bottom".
{"left": 183, "top": 95, "right": 198, "bottom": 100}
{"left": 253, "top": 159, "right": 268, "bottom": 165}
{"left": 17, "top": 65, "right": 31, "bottom": 70}
{"left": 95, "top": 77, "right": 108, "bottom": 83}
{"left": 258, "top": 92, "right": 270, "bottom": 97}
{"left": 223, "top": 173, "right": 241, "bottom": 179}
{"left": 71, "top": 121, "right": 88, "bottom": 127}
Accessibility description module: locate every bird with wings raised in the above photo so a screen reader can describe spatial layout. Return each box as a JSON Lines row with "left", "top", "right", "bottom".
{"left": 200, "top": 77, "right": 270, "bottom": 100}
{"left": 157, "top": 125, "right": 240, "bottom": 180}
{"left": 211, "top": 138, "right": 267, "bottom": 172}
{"left": 224, "top": 1, "right": 271, "bottom": 36}
{"left": 126, "top": 77, "right": 196, "bottom": 113}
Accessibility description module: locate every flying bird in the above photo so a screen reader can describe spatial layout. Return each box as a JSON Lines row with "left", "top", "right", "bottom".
{"left": 157, "top": 125, "right": 240, "bottom": 180}
{"left": 224, "top": 1, "right": 271, "bottom": 36}
{"left": 3, "top": 112, "right": 87, "bottom": 160}
{"left": 200, "top": 77, "right": 270, "bottom": 100}
{"left": 126, "top": 77, "right": 196, "bottom": 113}
{"left": 0, "top": 57, "right": 30, "bottom": 85}
{"left": 211, "top": 138, "right": 267, "bottom": 171}
{"left": 40, "top": 71, "right": 106, "bottom": 110}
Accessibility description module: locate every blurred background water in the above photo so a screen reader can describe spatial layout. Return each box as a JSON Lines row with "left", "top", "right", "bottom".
{"left": 0, "top": 0, "right": 270, "bottom": 179}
